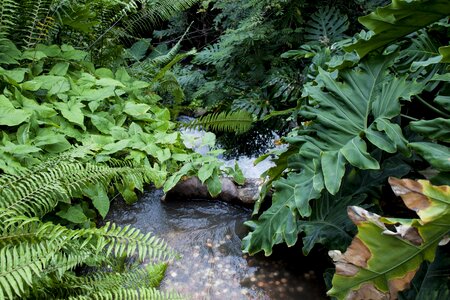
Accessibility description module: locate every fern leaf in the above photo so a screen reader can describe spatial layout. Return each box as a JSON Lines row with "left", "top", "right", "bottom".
{"left": 0, "top": 158, "right": 151, "bottom": 219}
{"left": 0, "top": 241, "right": 60, "bottom": 299}
{"left": 305, "top": 6, "right": 349, "bottom": 45}
{"left": 184, "top": 111, "right": 254, "bottom": 134}
{"left": 121, "top": 0, "right": 199, "bottom": 38}
{"left": 67, "top": 287, "right": 185, "bottom": 300}
{"left": 96, "top": 222, "right": 177, "bottom": 262}
{"left": 0, "top": 0, "right": 18, "bottom": 38}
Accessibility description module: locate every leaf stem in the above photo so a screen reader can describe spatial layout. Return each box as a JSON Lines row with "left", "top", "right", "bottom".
{"left": 415, "top": 95, "right": 450, "bottom": 118}
{"left": 400, "top": 114, "right": 418, "bottom": 121}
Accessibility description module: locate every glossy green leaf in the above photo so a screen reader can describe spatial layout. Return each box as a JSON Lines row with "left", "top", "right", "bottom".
{"left": 410, "top": 142, "right": 450, "bottom": 171}
{"left": 346, "top": 0, "right": 450, "bottom": 58}
{"left": 410, "top": 118, "right": 450, "bottom": 142}
{"left": 56, "top": 205, "right": 88, "bottom": 224}
{"left": 242, "top": 174, "right": 301, "bottom": 256}
{"left": 321, "top": 151, "right": 346, "bottom": 194}
{"left": 205, "top": 170, "right": 222, "bottom": 197}
{"left": 83, "top": 184, "right": 110, "bottom": 219}
{"left": 341, "top": 137, "right": 380, "bottom": 170}
{"left": 198, "top": 163, "right": 215, "bottom": 184}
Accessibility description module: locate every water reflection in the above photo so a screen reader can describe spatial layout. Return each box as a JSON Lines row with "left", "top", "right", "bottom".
{"left": 106, "top": 190, "right": 326, "bottom": 299}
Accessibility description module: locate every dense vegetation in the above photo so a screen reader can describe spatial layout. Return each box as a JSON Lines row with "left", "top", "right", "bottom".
{"left": 1, "top": 0, "right": 450, "bottom": 299}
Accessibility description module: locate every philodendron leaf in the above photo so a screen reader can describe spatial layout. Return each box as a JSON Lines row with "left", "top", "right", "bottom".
{"left": 296, "top": 53, "right": 421, "bottom": 197}
{"left": 346, "top": 0, "right": 450, "bottom": 58}
{"left": 328, "top": 177, "right": 450, "bottom": 300}
{"left": 410, "top": 118, "right": 450, "bottom": 142}
{"left": 409, "top": 142, "right": 450, "bottom": 171}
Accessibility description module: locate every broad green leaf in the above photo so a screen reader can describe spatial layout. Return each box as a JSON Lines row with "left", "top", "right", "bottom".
{"left": 0, "top": 142, "right": 41, "bottom": 155}
{"left": 124, "top": 102, "right": 151, "bottom": 117}
{"left": 21, "top": 97, "right": 56, "bottom": 118}
{"left": 83, "top": 184, "right": 110, "bottom": 218}
{"left": 60, "top": 45, "right": 87, "bottom": 61}
{"left": 328, "top": 178, "right": 450, "bottom": 299}
{"left": 410, "top": 118, "right": 450, "bottom": 142}
{"left": 321, "top": 151, "right": 346, "bottom": 194}
{"left": 242, "top": 175, "right": 301, "bottom": 256}
{"left": 54, "top": 100, "right": 85, "bottom": 129}
{"left": 33, "top": 133, "right": 71, "bottom": 153}
{"left": 96, "top": 78, "right": 125, "bottom": 88}
{"left": 299, "top": 194, "right": 365, "bottom": 255}
{"left": 205, "top": 170, "right": 222, "bottom": 197}
{"left": 56, "top": 204, "right": 88, "bottom": 224}
{"left": 231, "top": 162, "right": 245, "bottom": 186}
{"left": 0, "top": 67, "right": 28, "bottom": 83}
{"left": 24, "top": 75, "right": 70, "bottom": 95}
{"left": 198, "top": 163, "right": 215, "bottom": 183}
{"left": 410, "top": 142, "right": 450, "bottom": 171}
{"left": 346, "top": 0, "right": 450, "bottom": 58}
{"left": 49, "top": 62, "right": 69, "bottom": 76}
{"left": 21, "top": 50, "right": 47, "bottom": 61}
{"left": 0, "top": 95, "right": 31, "bottom": 126}
{"left": 298, "top": 54, "right": 420, "bottom": 195}
{"left": 341, "top": 137, "right": 380, "bottom": 170}
{"left": 90, "top": 114, "right": 114, "bottom": 134}
{"left": 35, "top": 44, "right": 61, "bottom": 57}
{"left": 101, "top": 140, "right": 130, "bottom": 155}
{"left": 163, "top": 163, "right": 194, "bottom": 192}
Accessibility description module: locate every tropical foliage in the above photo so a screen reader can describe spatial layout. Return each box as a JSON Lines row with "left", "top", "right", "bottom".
{"left": 233, "top": 0, "right": 450, "bottom": 298}
{"left": 0, "top": 157, "right": 180, "bottom": 299}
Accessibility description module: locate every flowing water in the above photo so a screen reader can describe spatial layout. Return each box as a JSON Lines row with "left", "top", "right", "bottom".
{"left": 106, "top": 121, "right": 326, "bottom": 299}
{"left": 106, "top": 191, "right": 326, "bottom": 299}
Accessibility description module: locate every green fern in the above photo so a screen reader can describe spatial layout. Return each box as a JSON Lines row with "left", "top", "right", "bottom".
{"left": 0, "top": 157, "right": 151, "bottom": 219}
{"left": 305, "top": 6, "right": 349, "bottom": 45}
{"left": 0, "top": 157, "right": 177, "bottom": 299}
{"left": 67, "top": 288, "right": 185, "bottom": 300}
{"left": 0, "top": 0, "right": 18, "bottom": 38}
{"left": 120, "top": 0, "right": 199, "bottom": 39}
{"left": 184, "top": 111, "right": 254, "bottom": 134}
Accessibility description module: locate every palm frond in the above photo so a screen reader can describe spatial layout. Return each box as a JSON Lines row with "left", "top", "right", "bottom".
{"left": 184, "top": 111, "right": 254, "bottom": 134}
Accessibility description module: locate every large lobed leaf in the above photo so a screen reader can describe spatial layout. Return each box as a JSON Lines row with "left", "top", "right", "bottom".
{"left": 346, "top": 0, "right": 450, "bottom": 58}
{"left": 297, "top": 53, "right": 421, "bottom": 203}
{"left": 328, "top": 177, "right": 450, "bottom": 299}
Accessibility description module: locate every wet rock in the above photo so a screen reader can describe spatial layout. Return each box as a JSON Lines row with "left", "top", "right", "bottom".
{"left": 162, "top": 176, "right": 265, "bottom": 205}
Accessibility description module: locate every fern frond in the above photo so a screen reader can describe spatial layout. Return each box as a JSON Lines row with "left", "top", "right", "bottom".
{"left": 0, "top": 158, "right": 151, "bottom": 219}
{"left": 67, "top": 287, "right": 185, "bottom": 300}
{"left": 0, "top": 0, "right": 18, "bottom": 38}
{"left": 58, "top": 263, "right": 167, "bottom": 295}
{"left": 0, "top": 241, "right": 62, "bottom": 299}
{"left": 305, "top": 6, "right": 349, "bottom": 45}
{"left": 121, "top": 0, "right": 198, "bottom": 38}
{"left": 95, "top": 222, "right": 177, "bottom": 262}
{"left": 184, "top": 111, "right": 254, "bottom": 134}
{"left": 20, "top": 0, "right": 53, "bottom": 48}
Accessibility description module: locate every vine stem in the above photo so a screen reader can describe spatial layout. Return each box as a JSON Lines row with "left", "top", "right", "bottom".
{"left": 415, "top": 95, "right": 450, "bottom": 118}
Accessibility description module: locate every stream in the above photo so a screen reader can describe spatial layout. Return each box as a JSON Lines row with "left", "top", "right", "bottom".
{"left": 106, "top": 125, "right": 327, "bottom": 299}
{"left": 107, "top": 190, "right": 326, "bottom": 299}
